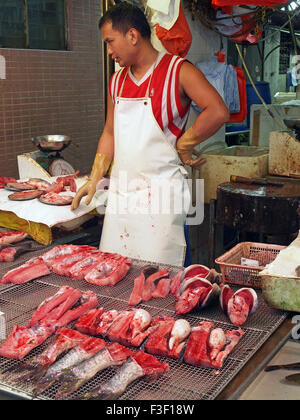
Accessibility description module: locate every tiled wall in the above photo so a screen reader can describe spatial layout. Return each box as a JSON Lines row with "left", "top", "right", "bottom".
{"left": 0, "top": 0, "right": 104, "bottom": 178}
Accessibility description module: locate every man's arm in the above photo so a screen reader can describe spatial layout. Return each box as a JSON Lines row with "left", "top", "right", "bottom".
{"left": 71, "top": 92, "right": 115, "bottom": 210}
{"left": 177, "top": 61, "right": 230, "bottom": 168}
{"left": 96, "top": 90, "right": 115, "bottom": 159}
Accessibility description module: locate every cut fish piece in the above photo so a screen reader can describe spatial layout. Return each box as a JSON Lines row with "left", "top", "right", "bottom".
{"left": 142, "top": 268, "right": 170, "bottom": 302}
{"left": 84, "top": 257, "right": 132, "bottom": 286}
{"left": 80, "top": 350, "right": 169, "bottom": 400}
{"left": 128, "top": 266, "right": 158, "bottom": 306}
{"left": 74, "top": 308, "right": 105, "bottom": 336}
{"left": 54, "top": 291, "right": 98, "bottom": 328}
{"left": 0, "top": 242, "right": 33, "bottom": 263}
{"left": 28, "top": 286, "right": 80, "bottom": 327}
{"left": 69, "top": 253, "right": 107, "bottom": 281}
{"left": 0, "top": 324, "right": 55, "bottom": 360}
{"left": 8, "top": 190, "right": 44, "bottom": 201}
{"left": 183, "top": 321, "right": 214, "bottom": 368}
{"left": 1, "top": 258, "right": 51, "bottom": 285}
{"left": 0, "top": 231, "right": 28, "bottom": 245}
{"left": 152, "top": 277, "right": 171, "bottom": 299}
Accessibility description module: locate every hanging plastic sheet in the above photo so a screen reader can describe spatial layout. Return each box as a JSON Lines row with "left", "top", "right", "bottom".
{"left": 229, "top": 67, "right": 247, "bottom": 123}
{"left": 212, "top": 0, "right": 289, "bottom": 7}
{"left": 192, "top": 56, "right": 240, "bottom": 114}
{"left": 155, "top": 2, "right": 192, "bottom": 57}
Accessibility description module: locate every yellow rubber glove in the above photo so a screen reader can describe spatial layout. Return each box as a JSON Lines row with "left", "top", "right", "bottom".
{"left": 176, "top": 126, "right": 207, "bottom": 169}
{"left": 71, "top": 153, "right": 112, "bottom": 211}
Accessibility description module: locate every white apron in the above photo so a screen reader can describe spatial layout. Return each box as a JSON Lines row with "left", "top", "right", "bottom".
{"left": 100, "top": 61, "right": 190, "bottom": 266}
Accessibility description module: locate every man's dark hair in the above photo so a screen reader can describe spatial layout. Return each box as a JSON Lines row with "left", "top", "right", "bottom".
{"left": 99, "top": 2, "right": 151, "bottom": 39}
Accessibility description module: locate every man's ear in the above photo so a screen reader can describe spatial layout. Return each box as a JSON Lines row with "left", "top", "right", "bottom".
{"left": 126, "top": 28, "right": 139, "bottom": 45}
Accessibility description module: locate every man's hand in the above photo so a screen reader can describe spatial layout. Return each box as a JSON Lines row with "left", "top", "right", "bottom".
{"left": 176, "top": 126, "right": 207, "bottom": 169}
{"left": 71, "top": 153, "right": 111, "bottom": 211}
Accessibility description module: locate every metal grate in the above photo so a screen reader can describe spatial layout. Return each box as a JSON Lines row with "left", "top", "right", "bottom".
{"left": 0, "top": 256, "right": 287, "bottom": 400}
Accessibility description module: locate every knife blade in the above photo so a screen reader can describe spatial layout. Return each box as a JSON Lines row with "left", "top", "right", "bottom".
{"left": 230, "top": 175, "right": 284, "bottom": 187}
{"left": 285, "top": 373, "right": 300, "bottom": 385}
{"left": 265, "top": 362, "right": 300, "bottom": 372}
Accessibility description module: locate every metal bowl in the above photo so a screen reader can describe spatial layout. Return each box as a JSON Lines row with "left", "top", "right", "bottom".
{"left": 283, "top": 118, "right": 300, "bottom": 131}
{"left": 31, "top": 135, "right": 71, "bottom": 153}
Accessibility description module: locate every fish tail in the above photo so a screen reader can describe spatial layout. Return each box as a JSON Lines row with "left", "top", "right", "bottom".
{"left": 55, "top": 378, "right": 85, "bottom": 399}
{"left": 78, "top": 388, "right": 113, "bottom": 400}
{"left": 33, "top": 372, "right": 60, "bottom": 396}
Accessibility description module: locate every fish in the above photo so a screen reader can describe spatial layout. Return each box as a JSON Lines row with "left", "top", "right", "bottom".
{"left": 41, "top": 245, "right": 96, "bottom": 267}
{"left": 8, "top": 190, "right": 44, "bottom": 201}
{"left": 80, "top": 350, "right": 169, "bottom": 400}
{"left": 28, "top": 178, "right": 52, "bottom": 191}
{"left": 0, "top": 242, "right": 33, "bottom": 263}
{"left": 96, "top": 310, "right": 119, "bottom": 337}
{"left": 68, "top": 252, "right": 107, "bottom": 281}
{"left": 0, "top": 257, "right": 51, "bottom": 285}
{"left": 5, "top": 182, "right": 37, "bottom": 191}
{"left": 84, "top": 256, "right": 132, "bottom": 286}
{"left": 52, "top": 291, "right": 98, "bottom": 329}
{"left": 220, "top": 285, "right": 258, "bottom": 326}
{"left": 49, "top": 251, "right": 97, "bottom": 277}
{"left": 55, "top": 342, "right": 133, "bottom": 399}
{"left": 0, "top": 231, "right": 28, "bottom": 245}
{"left": 28, "top": 286, "right": 82, "bottom": 327}
{"left": 0, "top": 324, "right": 55, "bottom": 360}
{"left": 39, "top": 192, "right": 74, "bottom": 206}
{"left": 183, "top": 321, "right": 245, "bottom": 369}
{"left": 128, "top": 266, "right": 158, "bottom": 306}
{"left": 142, "top": 269, "right": 170, "bottom": 302}
{"left": 33, "top": 336, "right": 106, "bottom": 395}
{"left": 11, "top": 328, "right": 88, "bottom": 383}
{"left": 74, "top": 308, "right": 105, "bottom": 336}
{"left": 0, "top": 177, "right": 16, "bottom": 188}
{"left": 106, "top": 309, "right": 153, "bottom": 347}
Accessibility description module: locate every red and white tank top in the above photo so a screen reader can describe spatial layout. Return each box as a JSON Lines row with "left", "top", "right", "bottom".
{"left": 109, "top": 53, "right": 190, "bottom": 148}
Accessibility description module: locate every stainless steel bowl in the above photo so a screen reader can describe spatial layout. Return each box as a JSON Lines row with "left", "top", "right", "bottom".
{"left": 31, "top": 135, "right": 71, "bottom": 153}
{"left": 283, "top": 118, "right": 300, "bottom": 131}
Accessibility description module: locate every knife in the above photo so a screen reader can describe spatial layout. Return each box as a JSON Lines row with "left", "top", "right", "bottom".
{"left": 285, "top": 373, "right": 300, "bottom": 385}
{"left": 265, "top": 362, "right": 300, "bottom": 372}
{"left": 230, "top": 175, "right": 284, "bottom": 187}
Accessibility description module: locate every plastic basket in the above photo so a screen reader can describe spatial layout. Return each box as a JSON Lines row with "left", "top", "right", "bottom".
{"left": 215, "top": 242, "right": 286, "bottom": 289}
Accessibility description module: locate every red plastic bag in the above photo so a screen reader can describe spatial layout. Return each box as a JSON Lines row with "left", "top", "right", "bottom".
{"left": 229, "top": 67, "right": 247, "bottom": 123}
{"left": 231, "top": 14, "right": 262, "bottom": 44}
{"left": 155, "top": 3, "right": 192, "bottom": 58}
{"left": 212, "top": 0, "right": 288, "bottom": 6}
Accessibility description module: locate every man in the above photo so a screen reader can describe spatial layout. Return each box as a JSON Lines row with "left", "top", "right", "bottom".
{"left": 71, "top": 2, "right": 229, "bottom": 266}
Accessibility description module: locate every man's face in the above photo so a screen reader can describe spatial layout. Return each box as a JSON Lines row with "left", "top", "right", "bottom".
{"left": 101, "top": 21, "right": 134, "bottom": 67}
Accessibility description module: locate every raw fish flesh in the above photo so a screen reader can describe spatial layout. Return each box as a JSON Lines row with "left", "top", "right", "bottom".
{"left": 39, "top": 192, "right": 73, "bottom": 206}
{"left": 33, "top": 336, "right": 106, "bottom": 395}
{"left": 0, "top": 231, "right": 28, "bottom": 245}
{"left": 183, "top": 321, "right": 245, "bottom": 369}
{"left": 128, "top": 266, "right": 158, "bottom": 306}
{"left": 0, "top": 242, "right": 33, "bottom": 263}
{"left": 28, "top": 286, "right": 81, "bottom": 327}
{"left": 84, "top": 256, "right": 132, "bottom": 286}
{"left": 56, "top": 342, "right": 133, "bottom": 399}
{"left": 0, "top": 257, "right": 51, "bottom": 285}
{"left": 8, "top": 190, "right": 44, "bottom": 201}
{"left": 0, "top": 324, "right": 55, "bottom": 360}
{"left": 74, "top": 308, "right": 105, "bottom": 336}
{"left": 220, "top": 285, "right": 258, "bottom": 326}
{"left": 80, "top": 350, "right": 169, "bottom": 400}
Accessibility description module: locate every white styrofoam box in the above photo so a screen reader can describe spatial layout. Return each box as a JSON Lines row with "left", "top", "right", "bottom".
{"left": 0, "top": 312, "right": 6, "bottom": 340}
{"left": 250, "top": 104, "right": 300, "bottom": 148}
{"left": 198, "top": 146, "right": 269, "bottom": 204}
